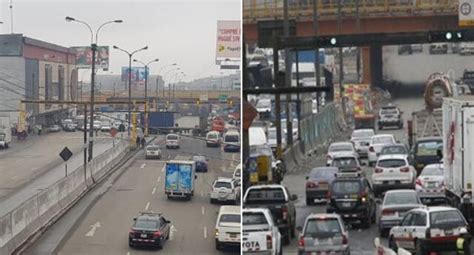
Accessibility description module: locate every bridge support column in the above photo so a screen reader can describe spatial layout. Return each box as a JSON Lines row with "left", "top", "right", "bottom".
{"left": 361, "top": 45, "right": 383, "bottom": 88}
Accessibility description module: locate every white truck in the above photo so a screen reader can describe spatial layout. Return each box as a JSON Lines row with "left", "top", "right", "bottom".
{"left": 0, "top": 116, "right": 11, "bottom": 149}
{"left": 443, "top": 96, "right": 474, "bottom": 228}
{"left": 242, "top": 208, "right": 282, "bottom": 255}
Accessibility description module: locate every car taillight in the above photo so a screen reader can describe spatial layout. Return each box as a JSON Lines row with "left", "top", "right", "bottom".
{"left": 374, "top": 168, "right": 383, "bottom": 173}
{"left": 342, "top": 234, "right": 348, "bottom": 245}
{"left": 416, "top": 179, "right": 423, "bottom": 187}
{"left": 369, "top": 146, "right": 374, "bottom": 152}
{"left": 400, "top": 167, "right": 410, "bottom": 173}
{"left": 306, "top": 182, "right": 317, "bottom": 188}
{"left": 298, "top": 236, "right": 305, "bottom": 248}
{"left": 282, "top": 207, "right": 288, "bottom": 221}
{"left": 326, "top": 190, "right": 332, "bottom": 200}
{"left": 266, "top": 234, "right": 273, "bottom": 249}
{"left": 382, "top": 209, "right": 395, "bottom": 216}
{"left": 153, "top": 230, "right": 161, "bottom": 238}
{"left": 129, "top": 229, "right": 135, "bottom": 236}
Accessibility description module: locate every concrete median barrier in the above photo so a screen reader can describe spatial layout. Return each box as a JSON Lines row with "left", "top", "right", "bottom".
{"left": 0, "top": 140, "right": 129, "bottom": 254}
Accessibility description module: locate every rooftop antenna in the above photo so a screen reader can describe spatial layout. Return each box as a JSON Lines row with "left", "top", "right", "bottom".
{"left": 9, "top": 0, "right": 13, "bottom": 34}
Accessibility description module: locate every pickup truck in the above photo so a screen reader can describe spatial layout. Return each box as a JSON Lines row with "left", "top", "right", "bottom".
{"left": 243, "top": 184, "right": 297, "bottom": 244}
{"left": 242, "top": 208, "right": 282, "bottom": 255}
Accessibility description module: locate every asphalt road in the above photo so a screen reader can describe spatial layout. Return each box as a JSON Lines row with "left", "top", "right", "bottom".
{"left": 55, "top": 134, "right": 240, "bottom": 255}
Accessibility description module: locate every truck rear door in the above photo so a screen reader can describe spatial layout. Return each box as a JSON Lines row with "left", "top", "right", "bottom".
{"left": 178, "top": 164, "right": 193, "bottom": 193}
{"left": 165, "top": 163, "right": 180, "bottom": 193}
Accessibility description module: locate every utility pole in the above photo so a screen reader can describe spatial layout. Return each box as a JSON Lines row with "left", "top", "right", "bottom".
{"left": 313, "top": 0, "right": 321, "bottom": 111}
{"left": 356, "top": 0, "right": 361, "bottom": 83}
{"left": 337, "top": 0, "right": 344, "bottom": 100}
{"left": 284, "top": 0, "right": 293, "bottom": 146}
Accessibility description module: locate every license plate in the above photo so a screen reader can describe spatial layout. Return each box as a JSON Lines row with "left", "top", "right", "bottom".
{"left": 445, "top": 230, "right": 454, "bottom": 236}
{"left": 140, "top": 234, "right": 147, "bottom": 238}
{"left": 342, "top": 202, "right": 351, "bottom": 207}
{"left": 319, "top": 183, "right": 328, "bottom": 189}
{"left": 230, "top": 233, "right": 237, "bottom": 238}
{"left": 387, "top": 181, "right": 395, "bottom": 185}
{"left": 314, "top": 238, "right": 333, "bottom": 245}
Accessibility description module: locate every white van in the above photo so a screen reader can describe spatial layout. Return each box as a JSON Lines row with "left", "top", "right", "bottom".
{"left": 166, "top": 133, "right": 180, "bottom": 149}
{"left": 215, "top": 205, "right": 241, "bottom": 251}
{"left": 206, "top": 131, "right": 221, "bottom": 147}
{"left": 223, "top": 130, "right": 240, "bottom": 152}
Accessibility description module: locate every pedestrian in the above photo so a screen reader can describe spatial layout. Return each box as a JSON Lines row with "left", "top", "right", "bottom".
{"left": 456, "top": 227, "right": 471, "bottom": 255}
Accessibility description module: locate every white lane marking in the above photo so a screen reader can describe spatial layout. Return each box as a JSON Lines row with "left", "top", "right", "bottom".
{"left": 140, "top": 163, "right": 146, "bottom": 169}
{"left": 127, "top": 252, "right": 130, "bottom": 255}
{"left": 85, "top": 221, "right": 101, "bottom": 237}
{"left": 204, "top": 226, "right": 207, "bottom": 239}
{"left": 161, "top": 165, "right": 165, "bottom": 172}
{"left": 170, "top": 225, "right": 178, "bottom": 241}
{"left": 157, "top": 176, "right": 161, "bottom": 183}
{"left": 145, "top": 202, "right": 150, "bottom": 211}
{"left": 152, "top": 187, "right": 156, "bottom": 195}
{"left": 202, "top": 206, "right": 205, "bottom": 215}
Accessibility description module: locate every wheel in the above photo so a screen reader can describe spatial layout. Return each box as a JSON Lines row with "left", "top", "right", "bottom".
{"left": 361, "top": 212, "right": 371, "bottom": 229}
{"left": 278, "top": 244, "right": 283, "bottom": 255}
{"left": 215, "top": 240, "right": 221, "bottom": 250}
{"left": 290, "top": 224, "right": 295, "bottom": 238}
{"left": 379, "top": 228, "right": 388, "bottom": 238}
{"left": 388, "top": 236, "right": 397, "bottom": 252}
{"left": 283, "top": 228, "right": 291, "bottom": 245}
{"left": 306, "top": 197, "right": 313, "bottom": 206}
{"left": 415, "top": 240, "right": 426, "bottom": 255}
{"left": 210, "top": 198, "right": 215, "bottom": 204}
{"left": 371, "top": 208, "right": 376, "bottom": 224}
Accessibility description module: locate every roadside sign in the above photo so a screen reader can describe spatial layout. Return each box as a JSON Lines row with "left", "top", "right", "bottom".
{"left": 218, "top": 95, "right": 228, "bottom": 103}
{"left": 109, "top": 127, "right": 118, "bottom": 138}
{"left": 59, "top": 147, "right": 73, "bottom": 162}
{"left": 459, "top": 0, "right": 474, "bottom": 26}
{"left": 243, "top": 101, "right": 258, "bottom": 130}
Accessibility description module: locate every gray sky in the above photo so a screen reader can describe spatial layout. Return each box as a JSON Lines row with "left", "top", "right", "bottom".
{"left": 0, "top": 0, "right": 240, "bottom": 82}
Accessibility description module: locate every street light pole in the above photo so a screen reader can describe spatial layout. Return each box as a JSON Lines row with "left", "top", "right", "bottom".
{"left": 113, "top": 45, "right": 148, "bottom": 138}
{"left": 66, "top": 16, "right": 122, "bottom": 163}
{"left": 133, "top": 58, "right": 159, "bottom": 136}
{"left": 156, "top": 63, "right": 177, "bottom": 99}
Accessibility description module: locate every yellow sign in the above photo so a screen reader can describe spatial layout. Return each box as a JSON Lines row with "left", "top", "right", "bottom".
{"left": 256, "top": 155, "right": 271, "bottom": 180}
{"left": 250, "top": 173, "right": 259, "bottom": 183}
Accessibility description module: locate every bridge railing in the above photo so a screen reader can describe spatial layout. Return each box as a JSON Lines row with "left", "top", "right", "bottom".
{"left": 243, "top": 0, "right": 457, "bottom": 22}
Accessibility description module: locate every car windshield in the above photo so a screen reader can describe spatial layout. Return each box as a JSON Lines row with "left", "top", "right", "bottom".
{"left": 381, "top": 109, "right": 398, "bottom": 115}
{"left": 304, "top": 219, "right": 341, "bottom": 238}
{"left": 378, "top": 159, "right": 406, "bottom": 168}
{"left": 207, "top": 133, "right": 218, "bottom": 139}
{"left": 310, "top": 168, "right": 337, "bottom": 179}
{"left": 332, "top": 181, "right": 361, "bottom": 195}
{"left": 373, "top": 136, "right": 393, "bottom": 144}
{"left": 352, "top": 130, "right": 374, "bottom": 138}
{"left": 225, "top": 134, "right": 239, "bottom": 142}
{"left": 134, "top": 219, "right": 159, "bottom": 229}
{"left": 329, "top": 144, "right": 352, "bottom": 152}
{"left": 219, "top": 214, "right": 241, "bottom": 226}
{"left": 147, "top": 146, "right": 160, "bottom": 151}
{"left": 384, "top": 192, "right": 419, "bottom": 205}
{"left": 167, "top": 135, "right": 178, "bottom": 140}
{"left": 421, "top": 165, "right": 443, "bottom": 176}
{"left": 243, "top": 212, "right": 269, "bottom": 226}
{"left": 214, "top": 181, "right": 232, "bottom": 189}
{"left": 332, "top": 158, "right": 358, "bottom": 168}
{"left": 416, "top": 140, "right": 442, "bottom": 156}
{"left": 430, "top": 210, "right": 465, "bottom": 229}
{"left": 381, "top": 146, "right": 407, "bottom": 155}
{"left": 245, "top": 188, "right": 286, "bottom": 204}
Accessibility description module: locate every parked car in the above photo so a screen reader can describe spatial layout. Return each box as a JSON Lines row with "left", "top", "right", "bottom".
{"left": 372, "top": 154, "right": 416, "bottom": 195}
{"left": 411, "top": 44, "right": 423, "bottom": 53}
{"left": 368, "top": 134, "right": 396, "bottom": 166}
{"left": 128, "top": 212, "right": 171, "bottom": 249}
{"left": 297, "top": 213, "right": 350, "bottom": 255}
{"left": 326, "top": 142, "right": 359, "bottom": 166}
{"left": 398, "top": 45, "right": 412, "bottom": 55}
{"left": 210, "top": 177, "right": 240, "bottom": 204}
{"left": 350, "top": 129, "right": 375, "bottom": 158}
{"left": 415, "top": 163, "right": 445, "bottom": 204}
{"left": 460, "top": 42, "right": 474, "bottom": 55}
{"left": 305, "top": 167, "right": 338, "bottom": 205}
{"left": 63, "top": 123, "right": 76, "bottom": 132}
{"left": 389, "top": 207, "right": 468, "bottom": 254}
{"left": 378, "top": 190, "right": 423, "bottom": 237}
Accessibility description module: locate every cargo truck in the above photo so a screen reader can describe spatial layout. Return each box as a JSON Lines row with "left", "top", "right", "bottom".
{"left": 142, "top": 112, "right": 174, "bottom": 134}
{"left": 165, "top": 160, "right": 196, "bottom": 200}
{"left": 443, "top": 96, "right": 474, "bottom": 228}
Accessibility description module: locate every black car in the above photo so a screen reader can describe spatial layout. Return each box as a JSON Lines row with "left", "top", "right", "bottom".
{"left": 412, "top": 137, "right": 443, "bottom": 175}
{"left": 129, "top": 212, "right": 171, "bottom": 249}
{"left": 326, "top": 172, "right": 377, "bottom": 228}
{"left": 193, "top": 155, "right": 208, "bottom": 172}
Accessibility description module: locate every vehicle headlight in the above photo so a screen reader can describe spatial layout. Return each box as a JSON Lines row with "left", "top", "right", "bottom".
{"left": 361, "top": 197, "right": 367, "bottom": 203}
{"left": 215, "top": 229, "right": 219, "bottom": 237}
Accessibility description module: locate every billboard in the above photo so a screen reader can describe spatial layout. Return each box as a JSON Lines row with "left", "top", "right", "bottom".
{"left": 460, "top": 0, "right": 474, "bottom": 26}
{"left": 216, "top": 20, "right": 241, "bottom": 61}
{"left": 71, "top": 46, "right": 109, "bottom": 70}
{"left": 121, "top": 67, "right": 148, "bottom": 83}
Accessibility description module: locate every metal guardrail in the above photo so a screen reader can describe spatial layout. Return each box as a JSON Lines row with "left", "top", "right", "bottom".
{"left": 243, "top": 0, "right": 457, "bottom": 22}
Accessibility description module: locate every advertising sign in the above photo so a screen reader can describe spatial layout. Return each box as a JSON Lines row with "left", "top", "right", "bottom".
{"left": 121, "top": 67, "right": 148, "bottom": 83}
{"left": 71, "top": 46, "right": 109, "bottom": 69}
{"left": 216, "top": 20, "right": 241, "bottom": 60}
{"left": 460, "top": 0, "right": 474, "bottom": 26}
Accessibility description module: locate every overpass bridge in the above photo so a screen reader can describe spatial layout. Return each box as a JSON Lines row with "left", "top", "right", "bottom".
{"left": 243, "top": 0, "right": 460, "bottom": 84}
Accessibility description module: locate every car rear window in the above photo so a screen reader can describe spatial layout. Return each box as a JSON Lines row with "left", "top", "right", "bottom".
{"left": 329, "top": 144, "right": 352, "bottom": 152}
{"left": 245, "top": 188, "right": 286, "bottom": 204}
{"left": 214, "top": 181, "right": 232, "bottom": 189}
{"left": 219, "top": 214, "right": 241, "bottom": 225}
{"left": 373, "top": 136, "right": 393, "bottom": 144}
{"left": 310, "top": 168, "right": 338, "bottom": 179}
{"left": 352, "top": 130, "right": 374, "bottom": 138}
{"left": 377, "top": 159, "right": 406, "bottom": 168}
{"left": 421, "top": 165, "right": 443, "bottom": 176}
{"left": 225, "top": 134, "right": 239, "bottom": 142}
{"left": 416, "top": 141, "right": 442, "bottom": 156}
{"left": 135, "top": 219, "right": 159, "bottom": 229}
{"left": 384, "top": 192, "right": 419, "bottom": 205}
{"left": 381, "top": 146, "right": 407, "bottom": 155}
{"left": 332, "top": 158, "right": 358, "bottom": 168}
{"left": 243, "top": 212, "right": 269, "bottom": 226}
{"left": 331, "top": 181, "right": 361, "bottom": 195}
{"left": 304, "top": 218, "right": 342, "bottom": 237}
{"left": 430, "top": 210, "right": 466, "bottom": 229}
{"left": 167, "top": 135, "right": 178, "bottom": 140}
{"left": 381, "top": 109, "right": 398, "bottom": 115}
{"left": 207, "top": 133, "right": 218, "bottom": 139}
{"left": 147, "top": 146, "right": 160, "bottom": 151}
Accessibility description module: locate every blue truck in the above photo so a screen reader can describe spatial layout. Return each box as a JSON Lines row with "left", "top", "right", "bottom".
{"left": 165, "top": 161, "right": 196, "bottom": 200}
{"left": 142, "top": 112, "right": 174, "bottom": 134}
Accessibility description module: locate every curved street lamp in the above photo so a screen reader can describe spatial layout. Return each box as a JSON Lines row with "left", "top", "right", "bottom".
{"left": 133, "top": 58, "right": 159, "bottom": 136}
{"left": 66, "top": 16, "right": 122, "bottom": 163}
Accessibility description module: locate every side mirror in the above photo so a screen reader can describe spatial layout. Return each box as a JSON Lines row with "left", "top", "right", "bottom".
{"left": 165, "top": 220, "right": 171, "bottom": 224}
{"left": 133, "top": 217, "right": 137, "bottom": 221}
{"left": 291, "top": 194, "right": 298, "bottom": 201}
{"left": 305, "top": 176, "right": 309, "bottom": 180}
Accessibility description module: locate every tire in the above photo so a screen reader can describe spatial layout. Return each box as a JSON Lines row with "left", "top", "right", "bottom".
{"left": 210, "top": 198, "right": 215, "bottom": 204}
{"left": 278, "top": 244, "right": 283, "bottom": 255}
{"left": 379, "top": 228, "right": 388, "bottom": 238}
{"left": 415, "top": 240, "right": 426, "bottom": 255}
{"left": 371, "top": 207, "right": 376, "bottom": 224}
{"left": 283, "top": 228, "right": 291, "bottom": 245}
{"left": 290, "top": 224, "right": 295, "bottom": 238}
{"left": 389, "top": 236, "right": 398, "bottom": 252}
{"left": 215, "top": 240, "right": 221, "bottom": 250}
{"left": 306, "top": 197, "right": 313, "bottom": 206}
{"left": 361, "top": 212, "right": 371, "bottom": 229}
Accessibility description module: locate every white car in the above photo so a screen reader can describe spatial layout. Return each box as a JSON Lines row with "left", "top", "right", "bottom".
{"left": 215, "top": 205, "right": 241, "bottom": 251}
{"left": 210, "top": 177, "right": 240, "bottom": 204}
{"left": 92, "top": 120, "right": 102, "bottom": 131}
{"left": 145, "top": 144, "right": 161, "bottom": 159}
{"left": 415, "top": 163, "right": 445, "bottom": 203}
{"left": 368, "top": 134, "right": 396, "bottom": 166}
{"left": 389, "top": 207, "right": 468, "bottom": 254}
{"left": 233, "top": 164, "right": 241, "bottom": 180}
{"left": 350, "top": 129, "right": 375, "bottom": 158}
{"left": 242, "top": 208, "right": 282, "bottom": 255}
{"left": 372, "top": 154, "right": 416, "bottom": 195}
{"left": 165, "top": 133, "right": 180, "bottom": 149}
{"left": 331, "top": 153, "right": 363, "bottom": 173}
{"left": 206, "top": 131, "right": 221, "bottom": 147}
{"left": 100, "top": 123, "right": 111, "bottom": 132}
{"left": 326, "top": 142, "right": 359, "bottom": 166}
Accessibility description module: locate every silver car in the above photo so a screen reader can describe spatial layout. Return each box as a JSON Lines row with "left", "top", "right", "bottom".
{"left": 326, "top": 142, "right": 359, "bottom": 166}
{"left": 415, "top": 164, "right": 445, "bottom": 203}
{"left": 378, "top": 190, "right": 423, "bottom": 237}
{"left": 297, "top": 213, "right": 350, "bottom": 255}
{"left": 350, "top": 129, "right": 375, "bottom": 158}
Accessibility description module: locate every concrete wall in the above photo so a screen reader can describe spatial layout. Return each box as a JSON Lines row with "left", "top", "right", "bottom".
{"left": 0, "top": 140, "right": 128, "bottom": 254}
{"left": 0, "top": 56, "right": 26, "bottom": 123}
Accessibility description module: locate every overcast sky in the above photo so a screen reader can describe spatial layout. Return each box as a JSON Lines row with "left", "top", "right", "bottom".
{"left": 0, "top": 0, "right": 240, "bottom": 82}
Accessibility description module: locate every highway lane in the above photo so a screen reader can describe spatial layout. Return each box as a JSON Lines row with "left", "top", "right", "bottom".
{"left": 56, "top": 134, "right": 240, "bottom": 255}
